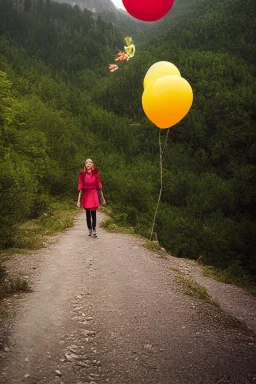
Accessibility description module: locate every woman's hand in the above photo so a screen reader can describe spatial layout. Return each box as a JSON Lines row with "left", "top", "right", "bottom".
{"left": 77, "top": 201, "right": 81, "bottom": 208}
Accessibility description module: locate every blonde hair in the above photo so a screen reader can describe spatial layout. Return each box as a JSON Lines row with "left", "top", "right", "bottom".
{"left": 85, "top": 158, "right": 93, "bottom": 165}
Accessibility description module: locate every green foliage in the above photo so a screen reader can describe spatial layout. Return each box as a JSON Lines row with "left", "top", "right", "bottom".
{"left": 143, "top": 241, "right": 162, "bottom": 253}
{"left": 0, "top": 0, "right": 122, "bottom": 75}
{"left": 100, "top": 216, "right": 134, "bottom": 234}
{"left": 13, "top": 198, "right": 76, "bottom": 250}
{"left": 204, "top": 262, "right": 256, "bottom": 296}
{"left": 178, "top": 273, "right": 219, "bottom": 307}
{"left": 0, "top": 152, "right": 38, "bottom": 247}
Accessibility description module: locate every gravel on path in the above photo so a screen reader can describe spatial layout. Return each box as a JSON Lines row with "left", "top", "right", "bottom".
{"left": 0, "top": 211, "right": 255, "bottom": 384}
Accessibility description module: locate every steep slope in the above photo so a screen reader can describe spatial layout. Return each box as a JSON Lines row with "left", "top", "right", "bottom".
{"left": 0, "top": 0, "right": 123, "bottom": 74}
{"left": 150, "top": 0, "right": 256, "bottom": 65}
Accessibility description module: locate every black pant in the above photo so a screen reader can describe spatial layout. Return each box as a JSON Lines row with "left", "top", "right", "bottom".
{"left": 86, "top": 209, "right": 96, "bottom": 230}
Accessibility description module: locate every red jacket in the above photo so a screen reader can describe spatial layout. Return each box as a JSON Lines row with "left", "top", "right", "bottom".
{"left": 78, "top": 167, "right": 102, "bottom": 191}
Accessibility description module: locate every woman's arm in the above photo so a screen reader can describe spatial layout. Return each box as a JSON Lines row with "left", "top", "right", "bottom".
{"left": 77, "top": 190, "right": 82, "bottom": 208}
{"left": 77, "top": 170, "right": 85, "bottom": 207}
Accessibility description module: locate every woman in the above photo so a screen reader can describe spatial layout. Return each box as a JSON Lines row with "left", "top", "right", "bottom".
{"left": 77, "top": 159, "right": 105, "bottom": 237}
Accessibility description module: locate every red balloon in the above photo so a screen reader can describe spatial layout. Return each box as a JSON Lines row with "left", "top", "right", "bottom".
{"left": 122, "top": 0, "right": 175, "bottom": 22}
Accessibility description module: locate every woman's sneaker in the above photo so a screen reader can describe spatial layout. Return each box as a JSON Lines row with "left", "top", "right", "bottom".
{"left": 92, "top": 229, "right": 97, "bottom": 238}
{"left": 88, "top": 229, "right": 92, "bottom": 236}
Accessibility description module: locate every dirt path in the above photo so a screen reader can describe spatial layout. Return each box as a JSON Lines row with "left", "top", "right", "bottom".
{"left": 0, "top": 212, "right": 256, "bottom": 384}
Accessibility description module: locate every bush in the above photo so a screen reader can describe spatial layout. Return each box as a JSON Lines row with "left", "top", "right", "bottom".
{"left": 29, "top": 193, "right": 50, "bottom": 219}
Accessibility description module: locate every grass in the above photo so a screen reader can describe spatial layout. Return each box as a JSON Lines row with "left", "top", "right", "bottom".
{"left": 0, "top": 198, "right": 77, "bottom": 301}
{"left": 11, "top": 199, "right": 77, "bottom": 251}
{"left": 178, "top": 273, "right": 220, "bottom": 308}
{"left": 176, "top": 271, "right": 251, "bottom": 331}
{"left": 203, "top": 265, "right": 256, "bottom": 296}
{"left": 143, "top": 241, "right": 169, "bottom": 259}
{"left": 143, "top": 240, "right": 162, "bottom": 252}
{"left": 99, "top": 215, "right": 135, "bottom": 235}
{"left": 0, "top": 264, "right": 30, "bottom": 300}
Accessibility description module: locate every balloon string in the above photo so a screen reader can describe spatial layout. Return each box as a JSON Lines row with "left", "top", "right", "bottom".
{"left": 150, "top": 128, "right": 170, "bottom": 241}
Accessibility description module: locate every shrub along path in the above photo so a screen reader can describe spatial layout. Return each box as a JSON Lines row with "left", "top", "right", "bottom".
{"left": 0, "top": 212, "right": 255, "bottom": 384}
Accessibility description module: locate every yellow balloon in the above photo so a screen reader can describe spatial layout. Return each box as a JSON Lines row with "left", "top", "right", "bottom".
{"left": 142, "top": 75, "right": 193, "bottom": 129}
{"left": 144, "top": 61, "right": 181, "bottom": 89}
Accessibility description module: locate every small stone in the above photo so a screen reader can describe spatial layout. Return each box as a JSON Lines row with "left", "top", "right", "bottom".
{"left": 77, "top": 382, "right": 89, "bottom": 384}
{"left": 65, "top": 353, "right": 75, "bottom": 362}
{"left": 86, "top": 317, "right": 93, "bottom": 321}
{"left": 144, "top": 344, "right": 152, "bottom": 350}
{"left": 25, "top": 357, "right": 29, "bottom": 362}
{"left": 65, "top": 352, "right": 79, "bottom": 362}
{"left": 69, "top": 344, "right": 79, "bottom": 349}
{"left": 70, "top": 352, "right": 79, "bottom": 359}
{"left": 55, "top": 370, "right": 62, "bottom": 376}
{"left": 84, "top": 330, "right": 96, "bottom": 336}
{"left": 4, "top": 346, "right": 11, "bottom": 352}
{"left": 24, "top": 374, "right": 30, "bottom": 379}
{"left": 76, "top": 361, "right": 90, "bottom": 367}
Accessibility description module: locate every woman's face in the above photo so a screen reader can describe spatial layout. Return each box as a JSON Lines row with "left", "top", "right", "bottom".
{"left": 85, "top": 160, "right": 93, "bottom": 170}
